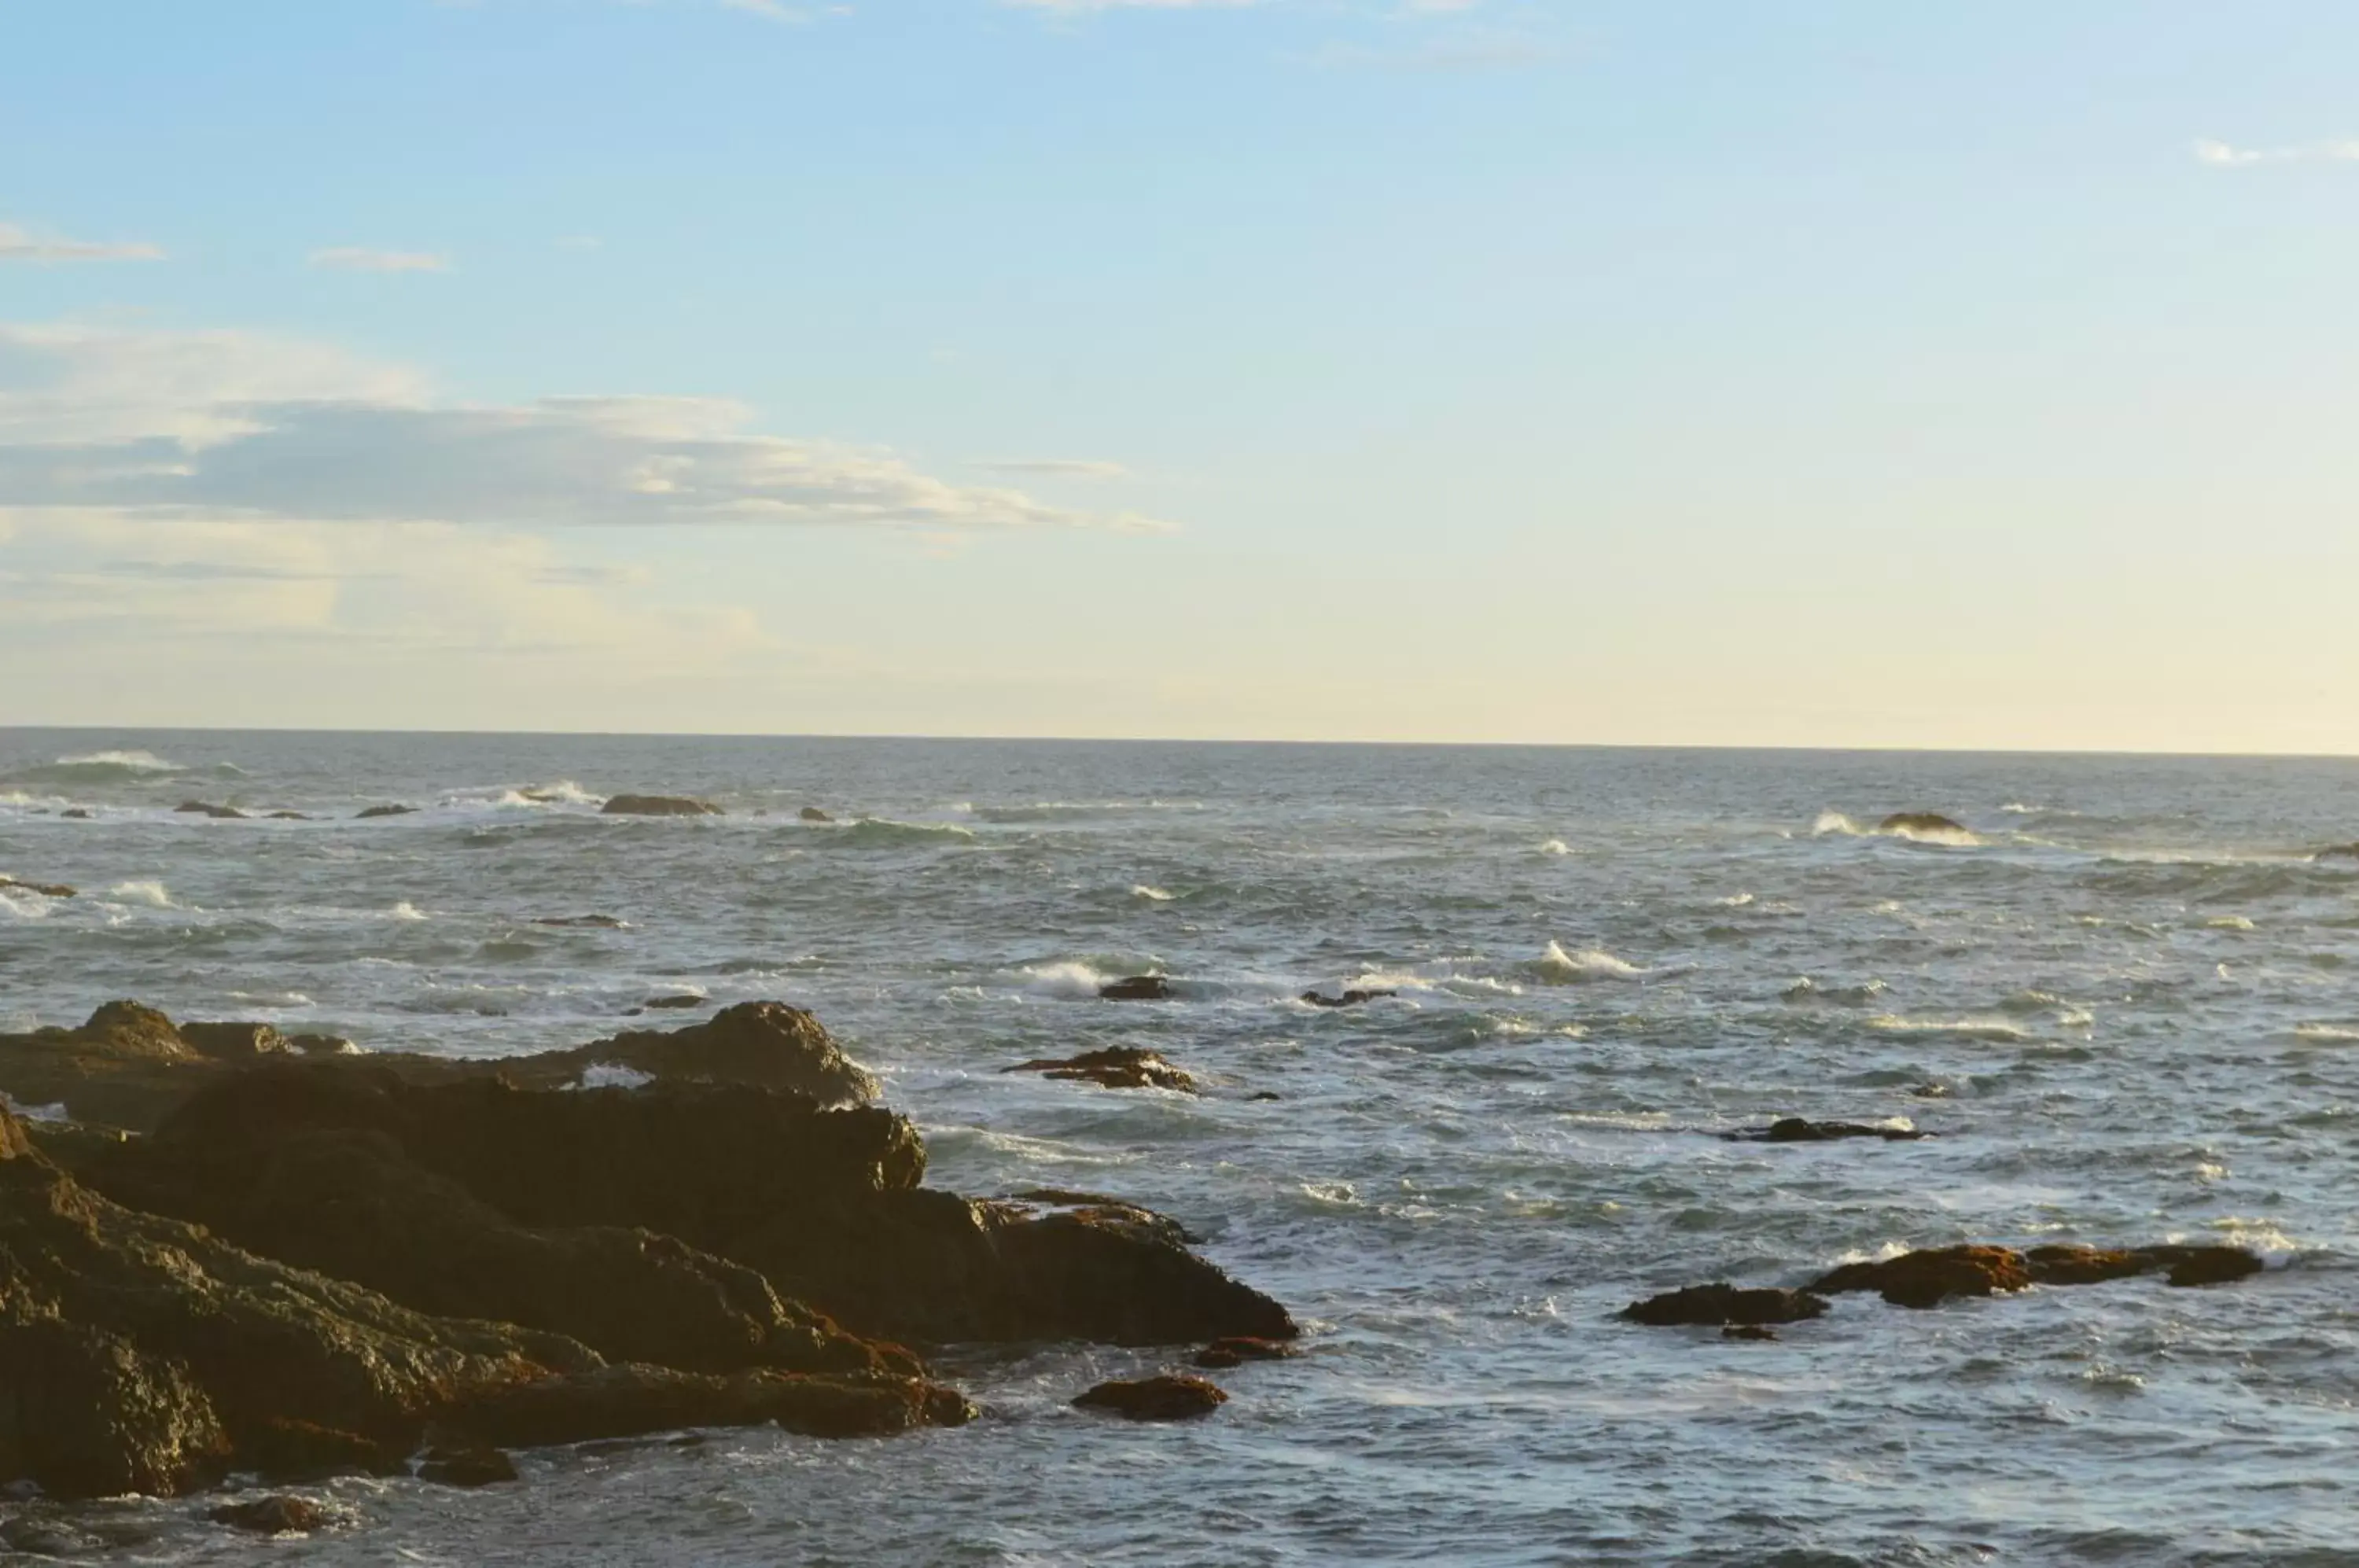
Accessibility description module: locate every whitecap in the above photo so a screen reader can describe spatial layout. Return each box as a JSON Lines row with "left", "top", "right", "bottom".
{"left": 574, "top": 1062, "right": 655, "bottom": 1091}
{"left": 0, "top": 889, "right": 53, "bottom": 920}
{"left": 1021, "top": 959, "right": 1117, "bottom": 999}
{"left": 1531, "top": 940, "right": 1645, "bottom": 984}
{"left": 2206, "top": 915, "right": 2256, "bottom": 931}
{"left": 2294, "top": 1023, "right": 2359, "bottom": 1043}
{"left": 57, "top": 749, "right": 178, "bottom": 772}
{"left": 390, "top": 901, "right": 430, "bottom": 922}
{"left": 1130, "top": 885, "right": 1176, "bottom": 903}
{"left": 105, "top": 880, "right": 175, "bottom": 908}
{"left": 1867, "top": 1014, "right": 2032, "bottom": 1043}
{"left": 1715, "top": 892, "right": 1755, "bottom": 907}
{"left": 1539, "top": 839, "right": 1572, "bottom": 856}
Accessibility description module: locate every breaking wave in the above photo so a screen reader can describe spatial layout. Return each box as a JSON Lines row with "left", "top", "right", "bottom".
{"left": 1531, "top": 941, "right": 1644, "bottom": 984}
{"left": 1812, "top": 811, "right": 1983, "bottom": 847}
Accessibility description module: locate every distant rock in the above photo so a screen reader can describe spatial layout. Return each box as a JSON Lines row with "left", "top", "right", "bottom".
{"left": 415, "top": 1442, "right": 519, "bottom": 1488}
{"left": 0, "top": 876, "right": 76, "bottom": 899}
{"left": 1877, "top": 812, "right": 1967, "bottom": 836}
{"left": 641, "top": 995, "right": 706, "bottom": 1011}
{"left": 1619, "top": 1283, "right": 1828, "bottom": 1327}
{"left": 1721, "top": 1323, "right": 1779, "bottom": 1342}
{"left": 1192, "top": 1336, "right": 1297, "bottom": 1370}
{"left": 2313, "top": 843, "right": 2359, "bottom": 863}
{"left": 602, "top": 795, "right": 722, "bottom": 818}
{"left": 266, "top": 812, "right": 312, "bottom": 821}
{"left": 1300, "top": 989, "right": 1396, "bottom": 1009}
{"left": 534, "top": 915, "right": 627, "bottom": 929}
{"left": 1004, "top": 1047, "right": 1197, "bottom": 1093}
{"left": 1721, "top": 1117, "right": 1932, "bottom": 1144}
{"left": 1098, "top": 975, "right": 1172, "bottom": 1002}
{"left": 61, "top": 808, "right": 93, "bottom": 820}
{"left": 1071, "top": 1375, "right": 1228, "bottom": 1422}
{"left": 800, "top": 808, "right": 833, "bottom": 823}
{"left": 174, "top": 801, "right": 246, "bottom": 820}
{"left": 1807, "top": 1245, "right": 2032, "bottom": 1309}
{"left": 355, "top": 804, "right": 416, "bottom": 819}
{"left": 208, "top": 1496, "right": 329, "bottom": 1535}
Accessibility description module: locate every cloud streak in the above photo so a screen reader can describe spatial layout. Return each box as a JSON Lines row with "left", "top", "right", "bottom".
{"left": 0, "top": 222, "right": 164, "bottom": 264}
{"left": 2194, "top": 137, "right": 2359, "bottom": 167}
{"left": 309, "top": 247, "right": 453, "bottom": 273}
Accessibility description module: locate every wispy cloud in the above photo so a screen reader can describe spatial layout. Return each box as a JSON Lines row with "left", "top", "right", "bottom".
{"left": 0, "top": 322, "right": 1173, "bottom": 535}
{"left": 308, "top": 247, "right": 453, "bottom": 274}
{"left": 973, "top": 458, "right": 1132, "bottom": 479}
{"left": 2194, "top": 137, "right": 2359, "bottom": 168}
{"left": 0, "top": 222, "right": 164, "bottom": 264}
{"left": 1003, "top": 0, "right": 1257, "bottom": 11}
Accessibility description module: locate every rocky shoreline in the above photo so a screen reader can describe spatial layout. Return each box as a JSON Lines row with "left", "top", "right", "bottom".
{"left": 0, "top": 1002, "right": 1296, "bottom": 1511}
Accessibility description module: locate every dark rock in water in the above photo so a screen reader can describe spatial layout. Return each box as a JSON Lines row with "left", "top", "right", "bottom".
{"left": 2154, "top": 1245, "right": 2265, "bottom": 1287}
{"left": 61, "top": 808, "right": 94, "bottom": 819}
{"left": 642, "top": 994, "right": 706, "bottom": 1010}
{"left": 266, "top": 811, "right": 313, "bottom": 821}
{"left": 800, "top": 807, "right": 833, "bottom": 823}
{"left": 209, "top": 1496, "right": 329, "bottom": 1534}
{"left": 178, "top": 1021, "right": 295, "bottom": 1061}
{"left": 1721, "top": 1323, "right": 1780, "bottom": 1342}
{"left": 1723, "top": 1117, "right": 1932, "bottom": 1144}
{"left": 1300, "top": 989, "right": 1396, "bottom": 1008}
{"left": 1192, "top": 1336, "right": 1297, "bottom": 1369}
{"left": 602, "top": 795, "right": 722, "bottom": 817}
{"left": 1619, "top": 1283, "right": 1828, "bottom": 1327}
{"left": 1072, "top": 1375, "right": 1227, "bottom": 1422}
{"left": 174, "top": 801, "right": 248, "bottom": 819}
{"left": 443, "top": 1364, "right": 973, "bottom": 1450}
{"left": 534, "top": 915, "right": 627, "bottom": 929}
{"left": 237, "top": 1419, "right": 405, "bottom": 1483}
{"left": 2023, "top": 1245, "right": 2149, "bottom": 1286}
{"left": 1877, "top": 812, "right": 1967, "bottom": 836}
{"left": 1808, "top": 1246, "right": 2031, "bottom": 1309}
{"left": 355, "top": 804, "right": 416, "bottom": 819}
{"left": 2313, "top": 842, "right": 2359, "bottom": 862}
{"left": 0, "top": 875, "right": 75, "bottom": 899}
{"left": 415, "top": 1441, "right": 518, "bottom": 1488}
{"left": 1098, "top": 975, "right": 1172, "bottom": 1002}
{"left": 1247, "top": 1091, "right": 1283, "bottom": 1102}
{"left": 1004, "top": 1047, "right": 1196, "bottom": 1093}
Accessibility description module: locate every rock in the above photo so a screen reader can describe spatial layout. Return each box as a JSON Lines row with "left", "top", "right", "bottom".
{"left": 355, "top": 804, "right": 417, "bottom": 819}
{"left": 175, "top": 801, "right": 248, "bottom": 819}
{"left": 0, "top": 1002, "right": 219, "bottom": 1132}
{"left": 0, "top": 876, "right": 75, "bottom": 899}
{"left": 1877, "top": 812, "right": 1967, "bottom": 836}
{"left": 800, "top": 808, "right": 833, "bottom": 823}
{"left": 1010, "top": 1189, "right": 1197, "bottom": 1246}
{"left": 2025, "top": 1243, "right": 2262, "bottom": 1289}
{"left": 1098, "top": 975, "right": 1172, "bottom": 1002}
{"left": 61, "top": 808, "right": 93, "bottom": 819}
{"left": 1807, "top": 1246, "right": 2032, "bottom": 1309}
{"left": 1004, "top": 1047, "right": 1196, "bottom": 1093}
{"left": 236, "top": 1419, "right": 405, "bottom": 1482}
{"left": 289, "top": 1033, "right": 362, "bottom": 1056}
{"left": 416, "top": 1441, "right": 518, "bottom": 1488}
{"left": 266, "top": 812, "right": 313, "bottom": 821}
{"left": 2313, "top": 843, "right": 2359, "bottom": 863}
{"left": 1072, "top": 1375, "right": 1227, "bottom": 1422}
{"left": 2023, "top": 1246, "right": 2150, "bottom": 1286}
{"left": 178, "top": 1021, "right": 294, "bottom": 1062}
{"left": 442, "top": 1364, "right": 974, "bottom": 1450}
{"left": 602, "top": 795, "right": 722, "bottom": 818}
{"left": 209, "top": 1496, "right": 329, "bottom": 1534}
{"left": 1299, "top": 989, "right": 1395, "bottom": 1008}
{"left": 1619, "top": 1283, "right": 1829, "bottom": 1327}
{"left": 534, "top": 915, "right": 627, "bottom": 929}
{"left": 1721, "top": 1323, "right": 1780, "bottom": 1342}
{"left": 1191, "top": 1336, "right": 1297, "bottom": 1369}
{"left": 642, "top": 995, "right": 706, "bottom": 1010}
{"left": 0, "top": 1317, "right": 230, "bottom": 1500}
{"left": 2155, "top": 1245, "right": 2265, "bottom": 1286}
{"left": 561, "top": 1003, "right": 880, "bottom": 1106}
{"left": 1722, "top": 1117, "right": 1932, "bottom": 1144}
{"left": 1247, "top": 1091, "right": 1283, "bottom": 1102}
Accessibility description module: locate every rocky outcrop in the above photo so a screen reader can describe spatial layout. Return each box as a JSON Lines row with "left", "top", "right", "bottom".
{"left": 1300, "top": 989, "right": 1395, "bottom": 1008}
{"left": 1098, "top": 976, "right": 1172, "bottom": 1001}
{"left": 1808, "top": 1245, "right": 2031, "bottom": 1309}
{"left": 642, "top": 994, "right": 705, "bottom": 1010}
{"left": 442, "top": 1364, "right": 972, "bottom": 1450}
{"left": 175, "top": 801, "right": 247, "bottom": 819}
{"left": 209, "top": 1496, "right": 330, "bottom": 1535}
{"left": 602, "top": 795, "right": 722, "bottom": 817}
{"left": 1721, "top": 1118, "right": 1932, "bottom": 1144}
{"left": 1072, "top": 1375, "right": 1227, "bottom": 1421}
{"left": 1619, "top": 1284, "right": 1829, "bottom": 1327}
{"left": 555, "top": 1003, "right": 880, "bottom": 1105}
{"left": 1192, "top": 1336, "right": 1297, "bottom": 1369}
{"left": 1878, "top": 812, "right": 1967, "bottom": 835}
{"left": 1004, "top": 1047, "right": 1196, "bottom": 1093}
{"left": 355, "top": 805, "right": 417, "bottom": 819}
{"left": 0, "top": 876, "right": 75, "bottom": 899}
{"left": 800, "top": 808, "right": 833, "bottom": 823}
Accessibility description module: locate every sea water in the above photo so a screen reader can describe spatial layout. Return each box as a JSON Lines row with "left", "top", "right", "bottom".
{"left": 2, "top": 731, "right": 2355, "bottom": 1566}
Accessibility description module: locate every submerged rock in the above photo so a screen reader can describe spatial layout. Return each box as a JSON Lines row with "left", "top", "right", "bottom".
{"left": 1877, "top": 812, "right": 1968, "bottom": 836}
{"left": 1807, "top": 1246, "right": 2033, "bottom": 1309}
{"left": 1004, "top": 1047, "right": 1196, "bottom": 1093}
{"left": 642, "top": 994, "right": 706, "bottom": 1011}
{"left": 61, "top": 808, "right": 94, "bottom": 819}
{"left": 355, "top": 804, "right": 417, "bottom": 819}
{"left": 1721, "top": 1323, "right": 1780, "bottom": 1342}
{"left": 266, "top": 812, "right": 313, "bottom": 821}
{"left": 1300, "top": 989, "right": 1396, "bottom": 1008}
{"left": 0, "top": 875, "right": 75, "bottom": 899}
{"left": 1072, "top": 1375, "right": 1227, "bottom": 1422}
{"left": 1722, "top": 1117, "right": 1932, "bottom": 1144}
{"left": 415, "top": 1441, "right": 519, "bottom": 1488}
{"left": 800, "top": 807, "right": 833, "bottom": 823}
{"left": 1619, "top": 1283, "right": 1829, "bottom": 1327}
{"left": 443, "top": 1364, "right": 973, "bottom": 1451}
{"left": 534, "top": 915, "right": 627, "bottom": 929}
{"left": 1098, "top": 975, "right": 1172, "bottom": 1002}
{"left": 174, "top": 801, "right": 247, "bottom": 819}
{"left": 602, "top": 795, "right": 722, "bottom": 818}
{"left": 1192, "top": 1336, "right": 1297, "bottom": 1369}
{"left": 208, "top": 1496, "right": 329, "bottom": 1535}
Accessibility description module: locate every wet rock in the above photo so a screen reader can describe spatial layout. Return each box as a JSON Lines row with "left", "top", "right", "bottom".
{"left": 2154, "top": 1245, "right": 2265, "bottom": 1286}
{"left": 289, "top": 1033, "right": 361, "bottom": 1056}
{"left": 642, "top": 995, "right": 706, "bottom": 1011}
{"left": 561, "top": 1003, "right": 880, "bottom": 1106}
{"left": 0, "top": 876, "right": 75, "bottom": 899}
{"left": 355, "top": 804, "right": 416, "bottom": 819}
{"left": 1004, "top": 1047, "right": 1196, "bottom": 1093}
{"left": 1619, "top": 1283, "right": 1829, "bottom": 1327}
{"left": 1300, "top": 989, "right": 1396, "bottom": 1008}
{"left": 209, "top": 1496, "right": 329, "bottom": 1534}
{"left": 1010, "top": 1190, "right": 1197, "bottom": 1246}
{"left": 265, "top": 812, "right": 313, "bottom": 821}
{"left": 416, "top": 1441, "right": 518, "bottom": 1488}
{"left": 237, "top": 1419, "right": 405, "bottom": 1483}
{"left": 1192, "top": 1336, "right": 1297, "bottom": 1369}
{"left": 2313, "top": 843, "right": 2359, "bottom": 863}
{"left": 61, "top": 808, "right": 94, "bottom": 819}
{"left": 1247, "top": 1091, "right": 1283, "bottom": 1102}
{"left": 2023, "top": 1246, "right": 2149, "bottom": 1286}
{"left": 1098, "top": 975, "right": 1172, "bottom": 1002}
{"left": 1072, "top": 1375, "right": 1227, "bottom": 1422}
{"left": 1808, "top": 1246, "right": 2032, "bottom": 1309}
{"left": 800, "top": 808, "right": 833, "bottom": 823}
{"left": 174, "top": 801, "right": 248, "bottom": 819}
{"left": 602, "top": 795, "right": 722, "bottom": 817}
{"left": 178, "top": 1022, "right": 295, "bottom": 1062}
{"left": 443, "top": 1364, "right": 974, "bottom": 1450}
{"left": 0, "top": 1002, "right": 221, "bottom": 1132}
{"left": 1721, "top": 1323, "right": 1780, "bottom": 1342}
{"left": 1722, "top": 1117, "right": 1932, "bottom": 1143}
{"left": 534, "top": 915, "right": 627, "bottom": 929}
{"left": 1878, "top": 812, "right": 1967, "bottom": 835}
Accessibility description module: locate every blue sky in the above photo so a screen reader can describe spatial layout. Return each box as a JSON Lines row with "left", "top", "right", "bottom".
{"left": 4, "top": 1, "right": 2356, "bottom": 749}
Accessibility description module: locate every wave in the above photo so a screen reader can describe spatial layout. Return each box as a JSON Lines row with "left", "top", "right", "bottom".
{"left": 389, "top": 901, "right": 430, "bottom": 922}
{"left": 1782, "top": 977, "right": 1888, "bottom": 1007}
{"left": 9, "top": 749, "right": 195, "bottom": 786}
{"left": 1715, "top": 892, "right": 1755, "bottom": 907}
{"left": 1530, "top": 941, "right": 1644, "bottom": 984}
{"left": 574, "top": 1063, "right": 655, "bottom": 1091}
{"left": 2294, "top": 1023, "right": 2359, "bottom": 1043}
{"left": 1812, "top": 811, "right": 1984, "bottom": 848}
{"left": 1539, "top": 839, "right": 1572, "bottom": 856}
{"left": 1130, "top": 885, "right": 1176, "bottom": 902}
{"left": 834, "top": 818, "right": 978, "bottom": 847}
{"left": 1021, "top": 959, "right": 1124, "bottom": 999}
{"left": 1868, "top": 1014, "right": 2033, "bottom": 1043}
{"left": 0, "top": 889, "right": 56, "bottom": 921}
{"left": 2205, "top": 915, "right": 2257, "bottom": 930}
{"left": 105, "top": 880, "right": 175, "bottom": 908}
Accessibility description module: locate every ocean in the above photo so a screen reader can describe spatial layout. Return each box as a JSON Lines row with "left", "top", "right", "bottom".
{"left": 2, "top": 730, "right": 2356, "bottom": 1566}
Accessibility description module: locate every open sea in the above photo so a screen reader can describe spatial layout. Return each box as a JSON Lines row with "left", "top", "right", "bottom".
{"left": 2, "top": 729, "right": 2357, "bottom": 1566}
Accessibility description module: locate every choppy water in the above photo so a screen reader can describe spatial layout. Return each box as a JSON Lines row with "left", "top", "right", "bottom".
{"left": 4, "top": 731, "right": 2357, "bottom": 1566}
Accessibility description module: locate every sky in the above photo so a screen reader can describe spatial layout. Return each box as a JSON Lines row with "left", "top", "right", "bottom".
{"left": 3, "top": 1, "right": 2356, "bottom": 751}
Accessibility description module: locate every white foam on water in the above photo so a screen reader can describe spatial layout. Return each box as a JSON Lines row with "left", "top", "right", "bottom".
{"left": 1532, "top": 941, "right": 1645, "bottom": 983}
{"left": 0, "top": 1093, "right": 69, "bottom": 1123}
{"left": 1715, "top": 892, "right": 1755, "bottom": 907}
{"left": 105, "top": 880, "right": 175, "bottom": 908}
{"left": 57, "top": 749, "right": 178, "bottom": 772}
{"left": 1868, "top": 1014, "right": 2033, "bottom": 1043}
{"left": 390, "top": 901, "right": 430, "bottom": 922}
{"left": 0, "top": 889, "right": 53, "bottom": 920}
{"left": 2294, "top": 1023, "right": 2359, "bottom": 1043}
{"left": 1021, "top": 959, "right": 1118, "bottom": 998}
{"left": 1540, "top": 839, "right": 1572, "bottom": 856}
{"left": 575, "top": 1062, "right": 655, "bottom": 1091}
{"left": 1131, "top": 885, "right": 1176, "bottom": 902}
{"left": 2206, "top": 915, "right": 2257, "bottom": 930}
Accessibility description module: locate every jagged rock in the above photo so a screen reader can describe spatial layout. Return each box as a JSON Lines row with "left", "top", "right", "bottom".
{"left": 209, "top": 1496, "right": 329, "bottom": 1534}
{"left": 1003, "top": 1047, "right": 1196, "bottom": 1093}
{"left": 602, "top": 795, "right": 722, "bottom": 817}
{"left": 1300, "top": 989, "right": 1395, "bottom": 1008}
{"left": 1072, "top": 1375, "right": 1227, "bottom": 1422}
{"left": 1722, "top": 1118, "right": 1932, "bottom": 1144}
{"left": 1619, "top": 1284, "right": 1829, "bottom": 1327}
{"left": 1010, "top": 1189, "right": 1196, "bottom": 1246}
{"left": 800, "top": 808, "right": 833, "bottom": 823}
{"left": 1878, "top": 812, "right": 1967, "bottom": 835}
{"left": 175, "top": 801, "right": 247, "bottom": 819}
{"left": 1808, "top": 1246, "right": 2032, "bottom": 1309}
{"left": 0, "top": 1318, "right": 230, "bottom": 1499}
{"left": 0, "top": 876, "right": 75, "bottom": 899}
{"left": 2023, "top": 1245, "right": 2149, "bottom": 1285}
{"left": 1192, "top": 1336, "right": 1297, "bottom": 1369}
{"left": 558, "top": 1003, "right": 880, "bottom": 1106}
{"left": 355, "top": 805, "right": 416, "bottom": 819}
{"left": 1098, "top": 976, "right": 1172, "bottom": 1002}
{"left": 179, "top": 1022, "right": 295, "bottom": 1062}
{"left": 2153, "top": 1245, "right": 2266, "bottom": 1286}
{"left": 236, "top": 1419, "right": 405, "bottom": 1482}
